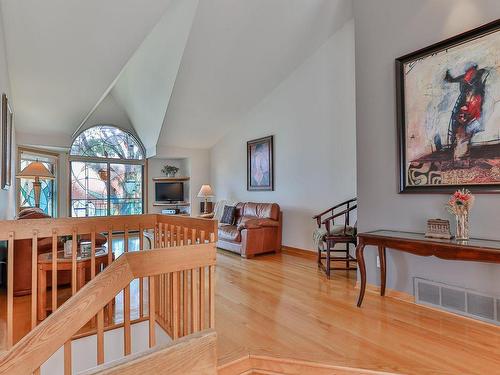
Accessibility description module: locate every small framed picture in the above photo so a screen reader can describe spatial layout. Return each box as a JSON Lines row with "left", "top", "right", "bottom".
{"left": 247, "top": 135, "right": 274, "bottom": 191}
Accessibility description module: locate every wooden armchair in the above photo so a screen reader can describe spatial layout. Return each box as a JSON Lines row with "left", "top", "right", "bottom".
{"left": 313, "top": 198, "right": 357, "bottom": 278}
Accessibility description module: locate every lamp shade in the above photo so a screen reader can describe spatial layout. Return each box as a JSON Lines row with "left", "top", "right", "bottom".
{"left": 197, "top": 184, "right": 214, "bottom": 198}
{"left": 17, "top": 162, "right": 55, "bottom": 180}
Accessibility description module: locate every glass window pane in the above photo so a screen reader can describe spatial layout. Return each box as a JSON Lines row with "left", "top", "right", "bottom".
{"left": 109, "top": 164, "right": 143, "bottom": 215}
{"left": 19, "top": 159, "right": 55, "bottom": 216}
{"left": 70, "top": 126, "right": 144, "bottom": 160}
{"left": 71, "top": 161, "right": 108, "bottom": 217}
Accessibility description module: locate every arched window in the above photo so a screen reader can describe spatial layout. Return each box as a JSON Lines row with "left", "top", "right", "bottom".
{"left": 69, "top": 125, "right": 145, "bottom": 217}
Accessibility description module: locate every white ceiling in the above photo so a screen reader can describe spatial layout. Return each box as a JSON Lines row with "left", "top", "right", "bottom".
{"left": 3, "top": 0, "right": 353, "bottom": 153}
{"left": 1, "top": 0, "right": 173, "bottom": 136}
{"left": 111, "top": 0, "right": 199, "bottom": 156}
{"left": 157, "top": 0, "right": 353, "bottom": 149}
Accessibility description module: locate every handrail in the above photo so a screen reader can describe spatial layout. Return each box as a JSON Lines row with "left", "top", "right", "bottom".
{"left": 0, "top": 244, "right": 216, "bottom": 375}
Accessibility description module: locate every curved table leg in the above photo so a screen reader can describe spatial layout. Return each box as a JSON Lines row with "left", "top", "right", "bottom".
{"left": 378, "top": 246, "right": 386, "bottom": 296}
{"left": 356, "top": 242, "right": 366, "bottom": 307}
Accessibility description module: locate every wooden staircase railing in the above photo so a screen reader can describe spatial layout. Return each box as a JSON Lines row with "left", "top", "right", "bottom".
{"left": 0, "top": 214, "right": 217, "bottom": 351}
{"left": 0, "top": 243, "right": 216, "bottom": 375}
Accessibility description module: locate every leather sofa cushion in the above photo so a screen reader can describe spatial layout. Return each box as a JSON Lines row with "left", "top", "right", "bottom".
{"left": 218, "top": 225, "right": 241, "bottom": 242}
{"left": 238, "top": 217, "right": 279, "bottom": 230}
{"left": 242, "top": 202, "right": 279, "bottom": 221}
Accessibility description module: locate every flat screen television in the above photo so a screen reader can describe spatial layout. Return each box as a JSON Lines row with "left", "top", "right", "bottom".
{"left": 155, "top": 182, "right": 184, "bottom": 202}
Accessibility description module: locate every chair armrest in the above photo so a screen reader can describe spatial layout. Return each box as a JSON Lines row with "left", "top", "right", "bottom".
{"left": 238, "top": 218, "right": 279, "bottom": 230}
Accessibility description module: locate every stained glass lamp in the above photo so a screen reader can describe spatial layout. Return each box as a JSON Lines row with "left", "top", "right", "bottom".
{"left": 17, "top": 162, "right": 55, "bottom": 208}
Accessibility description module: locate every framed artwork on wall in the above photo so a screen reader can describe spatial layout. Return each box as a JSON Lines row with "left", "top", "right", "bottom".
{"left": 247, "top": 135, "right": 274, "bottom": 191}
{"left": 1, "top": 93, "right": 13, "bottom": 190}
{"left": 396, "top": 19, "right": 500, "bottom": 193}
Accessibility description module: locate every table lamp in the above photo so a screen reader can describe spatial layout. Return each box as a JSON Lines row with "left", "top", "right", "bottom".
{"left": 17, "top": 161, "right": 55, "bottom": 208}
{"left": 197, "top": 184, "right": 214, "bottom": 214}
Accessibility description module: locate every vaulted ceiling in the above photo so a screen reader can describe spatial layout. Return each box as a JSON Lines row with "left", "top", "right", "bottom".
{"left": 2, "top": 0, "right": 353, "bottom": 154}
{"left": 1, "top": 0, "right": 174, "bottom": 137}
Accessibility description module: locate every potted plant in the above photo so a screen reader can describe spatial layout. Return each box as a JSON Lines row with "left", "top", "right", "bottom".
{"left": 161, "top": 165, "right": 180, "bottom": 178}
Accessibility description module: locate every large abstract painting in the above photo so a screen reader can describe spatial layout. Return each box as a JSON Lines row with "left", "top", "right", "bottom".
{"left": 247, "top": 135, "right": 274, "bottom": 191}
{"left": 397, "top": 20, "right": 500, "bottom": 193}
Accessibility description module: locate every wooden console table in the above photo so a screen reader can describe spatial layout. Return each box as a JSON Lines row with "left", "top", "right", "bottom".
{"left": 356, "top": 230, "right": 500, "bottom": 307}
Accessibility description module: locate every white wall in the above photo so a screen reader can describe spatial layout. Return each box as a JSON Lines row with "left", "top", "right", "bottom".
{"left": 353, "top": 0, "right": 500, "bottom": 296}
{"left": 41, "top": 321, "right": 171, "bottom": 375}
{"left": 0, "top": 5, "right": 15, "bottom": 220}
{"left": 210, "top": 19, "right": 356, "bottom": 251}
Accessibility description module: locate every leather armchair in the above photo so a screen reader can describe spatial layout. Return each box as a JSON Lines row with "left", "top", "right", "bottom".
{"left": 217, "top": 202, "right": 282, "bottom": 258}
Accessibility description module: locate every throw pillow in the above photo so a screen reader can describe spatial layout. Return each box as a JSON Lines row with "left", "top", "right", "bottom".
{"left": 220, "top": 205, "right": 236, "bottom": 225}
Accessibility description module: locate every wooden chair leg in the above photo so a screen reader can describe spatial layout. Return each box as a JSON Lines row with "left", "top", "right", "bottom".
{"left": 326, "top": 242, "right": 331, "bottom": 278}
{"left": 346, "top": 243, "right": 349, "bottom": 270}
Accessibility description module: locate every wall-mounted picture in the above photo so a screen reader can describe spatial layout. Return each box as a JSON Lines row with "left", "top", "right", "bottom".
{"left": 247, "top": 135, "right": 274, "bottom": 191}
{"left": 396, "top": 20, "right": 500, "bottom": 193}
{"left": 1, "top": 93, "right": 13, "bottom": 190}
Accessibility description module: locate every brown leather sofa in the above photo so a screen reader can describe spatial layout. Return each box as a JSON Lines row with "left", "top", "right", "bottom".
{"left": 14, "top": 208, "right": 107, "bottom": 296}
{"left": 216, "top": 202, "right": 282, "bottom": 258}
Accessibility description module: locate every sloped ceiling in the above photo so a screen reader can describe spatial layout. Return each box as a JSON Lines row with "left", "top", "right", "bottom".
{"left": 157, "top": 0, "right": 353, "bottom": 149}
{"left": 111, "top": 0, "right": 199, "bottom": 157}
{"left": 1, "top": 0, "right": 174, "bottom": 137}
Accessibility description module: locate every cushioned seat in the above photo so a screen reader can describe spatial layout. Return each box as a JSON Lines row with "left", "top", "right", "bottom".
{"left": 218, "top": 225, "right": 241, "bottom": 242}
{"left": 328, "top": 225, "right": 356, "bottom": 237}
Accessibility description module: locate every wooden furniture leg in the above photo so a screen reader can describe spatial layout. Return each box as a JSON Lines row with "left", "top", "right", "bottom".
{"left": 378, "top": 246, "right": 386, "bottom": 296}
{"left": 37, "top": 266, "right": 47, "bottom": 321}
{"left": 356, "top": 242, "right": 366, "bottom": 307}
{"left": 326, "top": 239, "right": 332, "bottom": 278}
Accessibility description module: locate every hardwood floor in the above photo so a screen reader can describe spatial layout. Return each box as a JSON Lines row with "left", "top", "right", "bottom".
{"left": 215, "top": 250, "right": 500, "bottom": 375}
{"left": 2, "top": 249, "right": 500, "bottom": 374}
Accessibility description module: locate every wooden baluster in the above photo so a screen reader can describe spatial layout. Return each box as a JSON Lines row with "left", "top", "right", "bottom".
{"left": 32, "top": 230, "right": 38, "bottom": 327}
{"left": 124, "top": 286, "right": 131, "bottom": 355}
{"left": 191, "top": 268, "right": 199, "bottom": 333}
{"left": 158, "top": 223, "right": 163, "bottom": 248}
{"left": 71, "top": 228, "right": 77, "bottom": 295}
{"left": 171, "top": 225, "right": 176, "bottom": 246}
{"left": 183, "top": 227, "right": 189, "bottom": 246}
{"left": 183, "top": 270, "right": 188, "bottom": 336}
{"left": 107, "top": 227, "right": 113, "bottom": 324}
{"left": 210, "top": 232, "right": 216, "bottom": 243}
{"left": 124, "top": 227, "right": 131, "bottom": 355}
{"left": 209, "top": 265, "right": 215, "bottom": 329}
{"left": 172, "top": 271, "right": 180, "bottom": 339}
{"left": 7, "top": 232, "right": 14, "bottom": 348}
{"left": 199, "top": 266, "right": 205, "bottom": 330}
{"left": 176, "top": 226, "right": 182, "bottom": 247}
{"left": 91, "top": 229, "right": 96, "bottom": 278}
{"left": 168, "top": 273, "right": 172, "bottom": 329}
{"left": 64, "top": 340, "right": 72, "bottom": 375}
{"left": 51, "top": 230, "right": 58, "bottom": 316}
{"left": 200, "top": 230, "right": 206, "bottom": 244}
{"left": 90, "top": 229, "right": 96, "bottom": 328}
{"left": 159, "top": 273, "right": 164, "bottom": 324}
{"left": 154, "top": 223, "right": 159, "bottom": 247}
{"left": 148, "top": 276, "right": 156, "bottom": 348}
{"left": 33, "top": 367, "right": 40, "bottom": 375}
{"left": 191, "top": 228, "right": 197, "bottom": 245}
{"left": 139, "top": 225, "right": 144, "bottom": 318}
{"left": 97, "top": 308, "right": 104, "bottom": 365}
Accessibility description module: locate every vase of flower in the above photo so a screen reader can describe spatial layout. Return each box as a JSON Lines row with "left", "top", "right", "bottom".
{"left": 446, "top": 189, "right": 474, "bottom": 241}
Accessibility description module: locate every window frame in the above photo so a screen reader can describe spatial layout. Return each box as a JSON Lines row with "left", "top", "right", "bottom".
{"left": 68, "top": 125, "right": 146, "bottom": 217}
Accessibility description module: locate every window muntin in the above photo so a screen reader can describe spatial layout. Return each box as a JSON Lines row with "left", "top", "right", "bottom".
{"left": 69, "top": 126, "right": 145, "bottom": 217}
{"left": 70, "top": 125, "right": 144, "bottom": 160}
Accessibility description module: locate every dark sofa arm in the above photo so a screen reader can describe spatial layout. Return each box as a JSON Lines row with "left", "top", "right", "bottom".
{"left": 238, "top": 218, "right": 279, "bottom": 230}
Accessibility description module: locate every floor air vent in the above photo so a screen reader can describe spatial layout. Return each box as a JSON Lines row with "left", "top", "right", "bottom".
{"left": 414, "top": 278, "right": 499, "bottom": 325}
